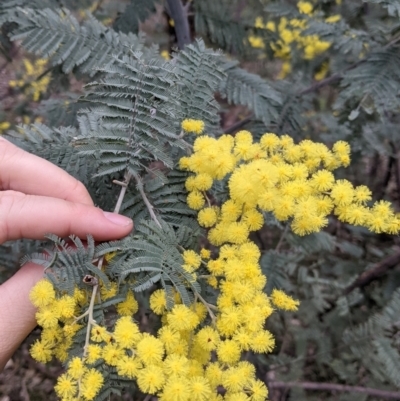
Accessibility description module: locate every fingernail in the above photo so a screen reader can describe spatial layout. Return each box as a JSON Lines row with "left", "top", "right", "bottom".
{"left": 103, "top": 212, "right": 133, "bottom": 226}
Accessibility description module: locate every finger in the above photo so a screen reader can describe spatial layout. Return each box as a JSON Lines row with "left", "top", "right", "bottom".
{"left": 0, "top": 191, "right": 133, "bottom": 244}
{"left": 0, "top": 137, "right": 93, "bottom": 206}
{"left": 0, "top": 263, "right": 44, "bottom": 371}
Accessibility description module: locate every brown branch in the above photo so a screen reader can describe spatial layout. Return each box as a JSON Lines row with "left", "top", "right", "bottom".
{"left": 224, "top": 115, "right": 253, "bottom": 134}
{"left": 268, "top": 381, "right": 400, "bottom": 399}
{"left": 166, "top": 0, "right": 191, "bottom": 49}
{"left": 298, "top": 59, "right": 364, "bottom": 96}
{"left": 343, "top": 249, "right": 400, "bottom": 295}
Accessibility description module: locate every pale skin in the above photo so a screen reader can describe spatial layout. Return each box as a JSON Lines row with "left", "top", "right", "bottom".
{"left": 0, "top": 137, "right": 134, "bottom": 371}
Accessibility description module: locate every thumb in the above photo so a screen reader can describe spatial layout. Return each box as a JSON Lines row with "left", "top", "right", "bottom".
{"left": 0, "top": 190, "right": 133, "bottom": 244}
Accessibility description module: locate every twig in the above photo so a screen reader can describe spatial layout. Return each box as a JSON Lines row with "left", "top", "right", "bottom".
{"left": 83, "top": 281, "right": 99, "bottom": 357}
{"left": 343, "top": 249, "right": 400, "bottom": 295}
{"left": 113, "top": 172, "right": 132, "bottom": 214}
{"left": 275, "top": 225, "right": 289, "bottom": 251}
{"left": 268, "top": 380, "right": 400, "bottom": 399}
{"left": 166, "top": 0, "right": 191, "bottom": 49}
{"left": 80, "top": 172, "right": 132, "bottom": 358}
{"left": 195, "top": 291, "right": 217, "bottom": 323}
{"left": 132, "top": 172, "right": 162, "bottom": 228}
{"left": 224, "top": 115, "right": 253, "bottom": 134}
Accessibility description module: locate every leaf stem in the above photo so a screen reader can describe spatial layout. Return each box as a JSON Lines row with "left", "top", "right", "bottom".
{"left": 83, "top": 282, "right": 99, "bottom": 357}
{"left": 195, "top": 291, "right": 217, "bottom": 323}
{"left": 132, "top": 172, "right": 162, "bottom": 228}
{"left": 81, "top": 173, "right": 132, "bottom": 357}
{"left": 113, "top": 172, "right": 132, "bottom": 214}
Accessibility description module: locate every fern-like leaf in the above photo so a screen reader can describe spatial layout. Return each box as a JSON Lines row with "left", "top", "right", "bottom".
{"left": 219, "top": 60, "right": 282, "bottom": 127}
{"left": 1, "top": 7, "right": 146, "bottom": 75}
{"left": 75, "top": 53, "right": 182, "bottom": 178}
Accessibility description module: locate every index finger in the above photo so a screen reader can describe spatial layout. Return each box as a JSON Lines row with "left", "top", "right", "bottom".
{"left": 0, "top": 137, "right": 93, "bottom": 206}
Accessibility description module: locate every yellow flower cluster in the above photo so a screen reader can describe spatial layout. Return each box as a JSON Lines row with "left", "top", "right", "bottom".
{"left": 249, "top": 1, "right": 341, "bottom": 79}
{"left": 9, "top": 58, "right": 50, "bottom": 101}
{"left": 31, "top": 270, "right": 287, "bottom": 401}
{"left": 30, "top": 119, "right": 400, "bottom": 401}
{"left": 145, "top": 252, "right": 298, "bottom": 401}
{"left": 181, "top": 119, "right": 205, "bottom": 135}
{"left": 30, "top": 217, "right": 299, "bottom": 401}
{"left": 29, "top": 280, "right": 140, "bottom": 400}
{"left": 180, "top": 129, "right": 400, "bottom": 237}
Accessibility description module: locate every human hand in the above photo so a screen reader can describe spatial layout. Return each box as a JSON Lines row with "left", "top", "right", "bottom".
{"left": 0, "top": 137, "right": 133, "bottom": 370}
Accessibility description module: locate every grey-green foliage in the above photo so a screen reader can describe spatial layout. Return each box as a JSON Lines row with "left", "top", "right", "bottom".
{"left": 21, "top": 234, "right": 111, "bottom": 294}
{"left": 337, "top": 47, "right": 400, "bottom": 116}
{"left": 219, "top": 60, "right": 282, "bottom": 127}
{"left": 194, "top": 0, "right": 248, "bottom": 54}
{"left": 6, "top": 123, "right": 92, "bottom": 183}
{"left": 366, "top": 0, "right": 400, "bottom": 17}
{"left": 24, "top": 220, "right": 200, "bottom": 310}
{"left": 113, "top": 0, "right": 159, "bottom": 34}
{"left": 3, "top": 0, "right": 400, "bottom": 397}
{"left": 76, "top": 53, "right": 181, "bottom": 177}
{"left": 172, "top": 39, "right": 225, "bottom": 133}
{"left": 0, "top": 7, "right": 146, "bottom": 75}
{"left": 121, "top": 170, "right": 199, "bottom": 231}
{"left": 1, "top": 16, "right": 220, "bottom": 318}
{"left": 194, "top": 0, "right": 275, "bottom": 56}
{"left": 0, "top": 5, "right": 283, "bottom": 132}
{"left": 39, "top": 95, "right": 83, "bottom": 127}
{"left": 108, "top": 220, "right": 201, "bottom": 308}
{"left": 343, "top": 289, "right": 400, "bottom": 388}
{"left": 0, "top": 0, "right": 100, "bottom": 12}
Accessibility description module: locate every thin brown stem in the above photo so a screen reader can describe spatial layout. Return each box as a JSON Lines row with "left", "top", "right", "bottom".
{"left": 225, "top": 115, "right": 253, "bottom": 134}
{"left": 343, "top": 248, "right": 400, "bottom": 295}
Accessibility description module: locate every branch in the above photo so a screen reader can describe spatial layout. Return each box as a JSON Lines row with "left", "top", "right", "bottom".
{"left": 297, "top": 60, "right": 363, "bottom": 96}
{"left": 79, "top": 172, "right": 132, "bottom": 359}
{"left": 268, "top": 381, "right": 400, "bottom": 399}
{"left": 166, "top": 0, "right": 191, "bottom": 49}
{"left": 83, "top": 281, "right": 99, "bottom": 357}
{"left": 132, "top": 172, "right": 162, "bottom": 228}
{"left": 343, "top": 249, "right": 400, "bottom": 295}
{"left": 113, "top": 172, "right": 132, "bottom": 214}
{"left": 224, "top": 115, "right": 253, "bottom": 134}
